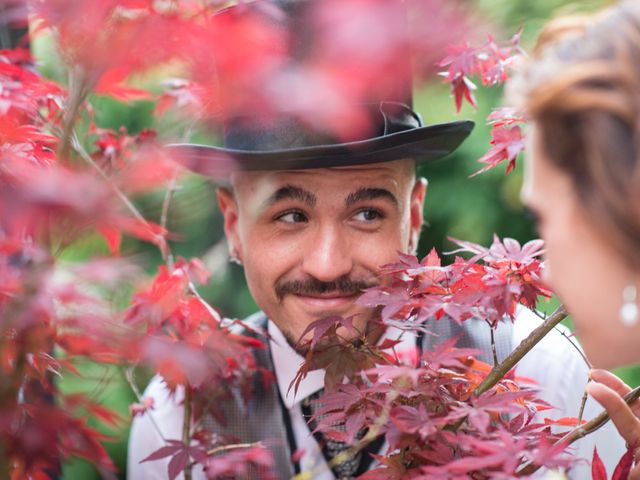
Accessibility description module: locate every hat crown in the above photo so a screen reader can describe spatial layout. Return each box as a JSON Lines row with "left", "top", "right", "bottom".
{"left": 217, "top": 0, "right": 414, "bottom": 150}
{"left": 170, "top": 0, "right": 474, "bottom": 177}
{"left": 224, "top": 101, "right": 422, "bottom": 151}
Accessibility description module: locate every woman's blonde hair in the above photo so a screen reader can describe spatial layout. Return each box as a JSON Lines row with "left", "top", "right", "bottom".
{"left": 514, "top": 1, "right": 640, "bottom": 267}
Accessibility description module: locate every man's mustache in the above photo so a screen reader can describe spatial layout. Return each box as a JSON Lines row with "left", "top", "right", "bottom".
{"left": 275, "top": 276, "right": 377, "bottom": 302}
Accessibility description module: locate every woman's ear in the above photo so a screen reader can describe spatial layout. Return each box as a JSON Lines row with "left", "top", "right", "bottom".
{"left": 216, "top": 187, "right": 242, "bottom": 263}
{"left": 409, "top": 177, "right": 427, "bottom": 254}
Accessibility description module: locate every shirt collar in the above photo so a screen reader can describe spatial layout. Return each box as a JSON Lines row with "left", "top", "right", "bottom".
{"left": 268, "top": 319, "right": 417, "bottom": 409}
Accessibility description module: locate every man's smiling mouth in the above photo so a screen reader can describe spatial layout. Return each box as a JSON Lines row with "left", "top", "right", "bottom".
{"left": 293, "top": 292, "right": 359, "bottom": 310}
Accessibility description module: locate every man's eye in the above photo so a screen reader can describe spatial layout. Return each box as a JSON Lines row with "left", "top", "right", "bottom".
{"left": 277, "top": 211, "right": 308, "bottom": 223}
{"left": 353, "top": 209, "right": 383, "bottom": 222}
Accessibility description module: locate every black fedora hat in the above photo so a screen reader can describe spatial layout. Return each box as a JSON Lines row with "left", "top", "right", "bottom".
{"left": 169, "top": 0, "right": 474, "bottom": 178}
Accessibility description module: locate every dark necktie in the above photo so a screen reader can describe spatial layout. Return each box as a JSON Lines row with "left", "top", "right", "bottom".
{"left": 302, "top": 390, "right": 365, "bottom": 479}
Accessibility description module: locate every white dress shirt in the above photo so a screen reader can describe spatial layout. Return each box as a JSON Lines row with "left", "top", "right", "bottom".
{"left": 269, "top": 319, "right": 418, "bottom": 478}
{"left": 128, "top": 307, "right": 625, "bottom": 479}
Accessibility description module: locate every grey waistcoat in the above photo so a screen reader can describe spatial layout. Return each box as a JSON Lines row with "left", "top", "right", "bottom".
{"left": 203, "top": 313, "right": 514, "bottom": 479}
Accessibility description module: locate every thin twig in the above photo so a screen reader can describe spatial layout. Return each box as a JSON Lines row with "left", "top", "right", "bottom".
{"left": 473, "top": 305, "right": 568, "bottom": 397}
{"left": 68, "top": 93, "right": 200, "bottom": 480}
{"left": 444, "top": 307, "right": 570, "bottom": 434}
{"left": 58, "top": 66, "right": 90, "bottom": 161}
{"left": 550, "top": 324, "right": 592, "bottom": 423}
{"left": 185, "top": 442, "right": 265, "bottom": 470}
{"left": 182, "top": 387, "right": 193, "bottom": 480}
{"left": 487, "top": 319, "right": 498, "bottom": 367}
{"left": 577, "top": 384, "right": 590, "bottom": 425}
{"left": 123, "top": 366, "right": 168, "bottom": 443}
{"left": 71, "top": 133, "right": 148, "bottom": 225}
{"left": 552, "top": 325, "right": 592, "bottom": 369}
{"left": 562, "top": 384, "right": 640, "bottom": 441}
{"left": 72, "top": 112, "right": 234, "bottom": 479}
{"left": 517, "top": 385, "right": 640, "bottom": 477}
{"left": 160, "top": 176, "right": 178, "bottom": 270}
{"left": 206, "top": 442, "right": 263, "bottom": 457}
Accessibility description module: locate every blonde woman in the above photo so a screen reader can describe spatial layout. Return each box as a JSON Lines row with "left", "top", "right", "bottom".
{"left": 518, "top": 2, "right": 640, "bottom": 477}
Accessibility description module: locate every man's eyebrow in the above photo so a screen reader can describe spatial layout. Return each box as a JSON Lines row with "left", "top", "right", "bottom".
{"left": 345, "top": 187, "right": 399, "bottom": 208}
{"left": 263, "top": 185, "right": 317, "bottom": 208}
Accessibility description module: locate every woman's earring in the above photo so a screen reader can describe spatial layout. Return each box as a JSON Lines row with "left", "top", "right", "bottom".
{"left": 620, "top": 284, "right": 638, "bottom": 327}
{"left": 229, "top": 249, "right": 243, "bottom": 266}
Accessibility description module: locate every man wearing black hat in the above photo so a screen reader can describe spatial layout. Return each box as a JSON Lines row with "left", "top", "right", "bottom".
{"left": 128, "top": 0, "right": 624, "bottom": 478}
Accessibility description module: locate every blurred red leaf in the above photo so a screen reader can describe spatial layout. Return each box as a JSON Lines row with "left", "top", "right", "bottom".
{"left": 97, "top": 224, "right": 122, "bottom": 256}
{"left": 592, "top": 446, "right": 608, "bottom": 480}
{"left": 612, "top": 447, "right": 634, "bottom": 480}
{"left": 297, "top": 315, "right": 357, "bottom": 351}
{"left": 544, "top": 417, "right": 586, "bottom": 427}
{"left": 94, "top": 67, "right": 153, "bottom": 101}
{"left": 56, "top": 333, "right": 120, "bottom": 363}
{"left": 473, "top": 124, "right": 525, "bottom": 176}
{"left": 202, "top": 446, "right": 276, "bottom": 480}
{"left": 116, "top": 143, "right": 179, "bottom": 193}
{"left": 115, "top": 216, "right": 169, "bottom": 250}
{"left": 129, "top": 397, "right": 154, "bottom": 417}
{"left": 86, "top": 403, "right": 123, "bottom": 428}
{"left": 141, "top": 440, "right": 184, "bottom": 463}
{"left": 167, "top": 448, "right": 189, "bottom": 480}
{"left": 142, "top": 439, "right": 208, "bottom": 480}
{"left": 439, "top": 33, "right": 522, "bottom": 113}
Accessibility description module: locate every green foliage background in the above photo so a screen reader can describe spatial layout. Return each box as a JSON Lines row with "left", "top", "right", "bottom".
{"left": 31, "top": 0, "right": 636, "bottom": 478}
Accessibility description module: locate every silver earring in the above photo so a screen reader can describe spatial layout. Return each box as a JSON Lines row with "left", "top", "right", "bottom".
{"left": 620, "top": 284, "right": 638, "bottom": 327}
{"left": 229, "top": 249, "right": 243, "bottom": 266}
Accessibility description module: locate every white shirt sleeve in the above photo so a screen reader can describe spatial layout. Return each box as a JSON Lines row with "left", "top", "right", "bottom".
{"left": 127, "top": 376, "right": 206, "bottom": 480}
{"left": 513, "top": 307, "right": 626, "bottom": 479}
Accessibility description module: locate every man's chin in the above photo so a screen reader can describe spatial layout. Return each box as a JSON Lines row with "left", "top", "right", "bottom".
{"left": 282, "top": 325, "right": 367, "bottom": 359}
{"left": 280, "top": 329, "right": 311, "bottom": 357}
{"left": 271, "top": 305, "right": 383, "bottom": 355}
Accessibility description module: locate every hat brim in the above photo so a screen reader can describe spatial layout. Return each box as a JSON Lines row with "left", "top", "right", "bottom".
{"left": 169, "top": 119, "right": 474, "bottom": 178}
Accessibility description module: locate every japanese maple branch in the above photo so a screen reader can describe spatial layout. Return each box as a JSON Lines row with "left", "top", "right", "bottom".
{"left": 72, "top": 133, "right": 218, "bottom": 324}
{"left": 206, "top": 442, "right": 263, "bottom": 456}
{"left": 70, "top": 133, "right": 149, "bottom": 226}
{"left": 517, "top": 385, "right": 640, "bottom": 477}
{"left": 186, "top": 441, "right": 265, "bottom": 469}
{"left": 58, "top": 67, "right": 90, "bottom": 161}
{"left": 473, "top": 305, "right": 568, "bottom": 397}
{"left": 124, "top": 367, "right": 168, "bottom": 443}
{"left": 561, "top": 385, "right": 640, "bottom": 443}
{"left": 72, "top": 128, "right": 206, "bottom": 480}
{"left": 487, "top": 319, "right": 498, "bottom": 366}
{"left": 182, "top": 387, "right": 193, "bottom": 480}
{"left": 160, "top": 176, "right": 178, "bottom": 270}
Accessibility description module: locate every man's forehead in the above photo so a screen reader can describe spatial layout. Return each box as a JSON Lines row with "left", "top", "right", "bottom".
{"left": 229, "top": 158, "right": 416, "bottom": 189}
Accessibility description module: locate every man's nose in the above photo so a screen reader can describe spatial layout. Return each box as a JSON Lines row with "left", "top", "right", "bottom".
{"left": 301, "top": 225, "right": 353, "bottom": 282}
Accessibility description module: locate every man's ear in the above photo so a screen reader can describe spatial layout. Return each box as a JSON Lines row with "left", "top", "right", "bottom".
{"left": 409, "top": 177, "right": 427, "bottom": 254}
{"left": 216, "top": 187, "right": 242, "bottom": 262}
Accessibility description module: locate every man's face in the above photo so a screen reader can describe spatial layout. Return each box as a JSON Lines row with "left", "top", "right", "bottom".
{"left": 217, "top": 159, "right": 426, "bottom": 349}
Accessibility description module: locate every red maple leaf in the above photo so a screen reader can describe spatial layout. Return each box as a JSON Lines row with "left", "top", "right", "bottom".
{"left": 592, "top": 446, "right": 609, "bottom": 480}
{"left": 611, "top": 447, "right": 635, "bottom": 480}
{"left": 473, "top": 124, "right": 526, "bottom": 176}
{"left": 543, "top": 416, "right": 586, "bottom": 428}
{"left": 142, "top": 439, "right": 208, "bottom": 480}
{"left": 390, "top": 404, "right": 440, "bottom": 439}
{"left": 422, "top": 337, "right": 482, "bottom": 372}
{"left": 94, "top": 67, "right": 153, "bottom": 102}
{"left": 296, "top": 315, "right": 358, "bottom": 351}
{"left": 202, "top": 446, "right": 276, "bottom": 480}
{"left": 591, "top": 446, "right": 636, "bottom": 480}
